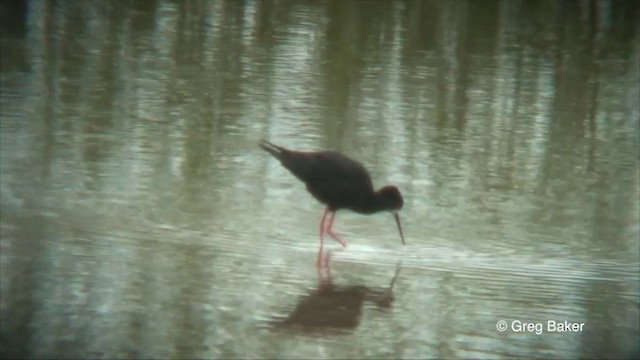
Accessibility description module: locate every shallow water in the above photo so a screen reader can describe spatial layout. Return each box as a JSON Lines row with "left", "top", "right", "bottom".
{"left": 1, "top": 1, "right": 639, "bottom": 359}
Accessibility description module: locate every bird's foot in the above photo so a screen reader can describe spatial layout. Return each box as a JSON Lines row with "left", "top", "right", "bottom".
{"left": 327, "top": 230, "right": 347, "bottom": 248}
{"left": 317, "top": 249, "right": 328, "bottom": 268}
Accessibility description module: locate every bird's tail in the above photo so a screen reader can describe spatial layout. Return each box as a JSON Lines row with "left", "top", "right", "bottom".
{"left": 259, "top": 140, "right": 286, "bottom": 160}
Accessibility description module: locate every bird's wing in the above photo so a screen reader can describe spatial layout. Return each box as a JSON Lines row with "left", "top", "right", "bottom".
{"left": 302, "top": 152, "right": 374, "bottom": 207}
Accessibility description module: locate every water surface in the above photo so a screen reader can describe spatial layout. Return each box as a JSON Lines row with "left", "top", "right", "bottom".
{"left": 1, "top": 1, "right": 639, "bottom": 359}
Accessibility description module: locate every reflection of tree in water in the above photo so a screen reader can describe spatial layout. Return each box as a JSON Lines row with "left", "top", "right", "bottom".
{"left": 268, "top": 252, "right": 401, "bottom": 333}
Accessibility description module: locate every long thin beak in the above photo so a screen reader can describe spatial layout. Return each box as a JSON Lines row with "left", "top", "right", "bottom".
{"left": 393, "top": 212, "right": 405, "bottom": 245}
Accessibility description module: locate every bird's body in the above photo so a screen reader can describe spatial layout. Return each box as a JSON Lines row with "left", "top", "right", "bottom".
{"left": 260, "top": 140, "right": 405, "bottom": 265}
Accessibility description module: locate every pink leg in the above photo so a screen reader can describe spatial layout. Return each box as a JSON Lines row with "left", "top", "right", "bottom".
{"left": 325, "top": 211, "right": 347, "bottom": 248}
{"left": 319, "top": 208, "right": 329, "bottom": 239}
{"left": 318, "top": 249, "right": 334, "bottom": 282}
{"left": 317, "top": 208, "right": 330, "bottom": 267}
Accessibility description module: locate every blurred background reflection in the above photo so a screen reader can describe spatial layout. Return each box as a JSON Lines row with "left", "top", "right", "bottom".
{"left": 1, "top": 1, "right": 638, "bottom": 358}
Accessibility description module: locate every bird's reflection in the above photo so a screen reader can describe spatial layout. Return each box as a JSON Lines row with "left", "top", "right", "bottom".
{"left": 268, "top": 251, "right": 402, "bottom": 334}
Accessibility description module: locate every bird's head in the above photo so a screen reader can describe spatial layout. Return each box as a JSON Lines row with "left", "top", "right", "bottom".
{"left": 377, "top": 185, "right": 405, "bottom": 245}
{"left": 378, "top": 185, "right": 404, "bottom": 211}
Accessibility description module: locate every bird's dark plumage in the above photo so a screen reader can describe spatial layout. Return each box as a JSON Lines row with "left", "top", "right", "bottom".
{"left": 260, "top": 140, "right": 405, "bottom": 264}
